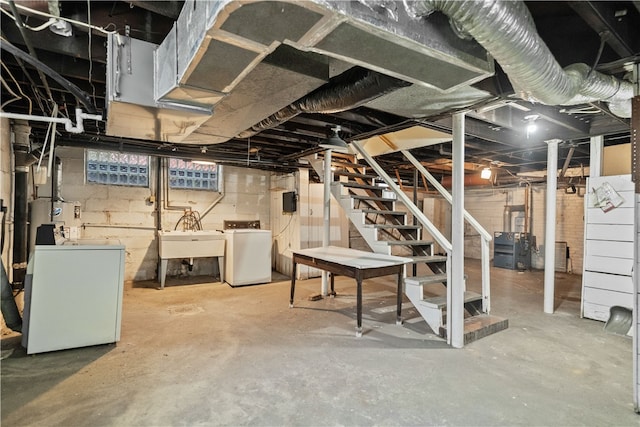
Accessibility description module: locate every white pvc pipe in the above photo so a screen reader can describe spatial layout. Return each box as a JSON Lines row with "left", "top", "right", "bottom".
{"left": 544, "top": 139, "right": 560, "bottom": 314}
{"left": 450, "top": 112, "right": 465, "bottom": 348}
{"left": 0, "top": 109, "right": 102, "bottom": 134}
{"left": 321, "top": 149, "right": 332, "bottom": 296}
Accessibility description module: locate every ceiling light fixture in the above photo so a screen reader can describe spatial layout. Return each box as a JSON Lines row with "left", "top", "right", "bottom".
{"left": 319, "top": 125, "right": 349, "bottom": 153}
{"left": 524, "top": 114, "right": 539, "bottom": 138}
{"left": 49, "top": 19, "right": 72, "bottom": 37}
{"left": 480, "top": 167, "right": 492, "bottom": 180}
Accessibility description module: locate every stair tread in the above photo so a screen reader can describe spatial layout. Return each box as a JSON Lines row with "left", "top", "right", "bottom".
{"left": 333, "top": 171, "right": 378, "bottom": 180}
{"left": 361, "top": 209, "right": 405, "bottom": 216}
{"left": 331, "top": 160, "right": 367, "bottom": 169}
{"left": 419, "top": 291, "right": 482, "bottom": 309}
{"left": 406, "top": 255, "right": 448, "bottom": 263}
{"left": 340, "top": 182, "right": 385, "bottom": 191}
{"left": 405, "top": 273, "right": 448, "bottom": 286}
{"left": 386, "top": 240, "right": 434, "bottom": 246}
{"left": 349, "top": 195, "right": 395, "bottom": 201}
{"left": 364, "top": 224, "right": 420, "bottom": 229}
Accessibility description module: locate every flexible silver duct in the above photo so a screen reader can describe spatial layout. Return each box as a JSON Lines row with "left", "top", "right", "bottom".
{"left": 404, "top": 0, "right": 634, "bottom": 118}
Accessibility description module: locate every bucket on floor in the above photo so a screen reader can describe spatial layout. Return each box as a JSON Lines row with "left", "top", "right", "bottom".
{"left": 603, "top": 306, "right": 632, "bottom": 336}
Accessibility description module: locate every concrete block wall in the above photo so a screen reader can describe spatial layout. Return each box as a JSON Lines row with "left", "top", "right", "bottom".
{"left": 34, "top": 147, "right": 271, "bottom": 282}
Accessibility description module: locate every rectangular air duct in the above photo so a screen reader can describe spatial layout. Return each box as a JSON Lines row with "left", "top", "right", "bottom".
{"left": 107, "top": 0, "right": 494, "bottom": 144}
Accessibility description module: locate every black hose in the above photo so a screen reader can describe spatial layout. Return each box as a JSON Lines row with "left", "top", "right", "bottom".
{"left": 0, "top": 38, "right": 97, "bottom": 114}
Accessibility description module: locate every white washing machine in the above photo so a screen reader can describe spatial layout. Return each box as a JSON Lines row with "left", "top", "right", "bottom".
{"left": 224, "top": 229, "right": 272, "bottom": 286}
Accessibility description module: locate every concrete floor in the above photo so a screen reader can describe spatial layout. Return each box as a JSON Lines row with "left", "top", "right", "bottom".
{"left": 1, "top": 259, "right": 637, "bottom": 426}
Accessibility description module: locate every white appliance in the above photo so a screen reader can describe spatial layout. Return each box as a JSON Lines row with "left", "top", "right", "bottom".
{"left": 224, "top": 229, "right": 272, "bottom": 287}
{"left": 29, "top": 199, "right": 81, "bottom": 250}
{"left": 22, "top": 241, "right": 125, "bottom": 354}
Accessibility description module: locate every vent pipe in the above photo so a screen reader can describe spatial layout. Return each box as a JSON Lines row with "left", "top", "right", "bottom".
{"left": 405, "top": 0, "right": 634, "bottom": 117}
{"left": 11, "top": 121, "right": 35, "bottom": 287}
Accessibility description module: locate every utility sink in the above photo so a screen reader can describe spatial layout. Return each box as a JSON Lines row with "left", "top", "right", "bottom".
{"left": 157, "top": 230, "right": 226, "bottom": 289}
{"left": 158, "top": 230, "right": 225, "bottom": 259}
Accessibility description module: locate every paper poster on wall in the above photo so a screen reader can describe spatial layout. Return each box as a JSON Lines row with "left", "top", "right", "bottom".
{"left": 589, "top": 182, "right": 625, "bottom": 212}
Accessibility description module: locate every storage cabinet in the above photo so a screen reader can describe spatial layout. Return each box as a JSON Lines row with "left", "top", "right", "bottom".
{"left": 581, "top": 175, "right": 634, "bottom": 322}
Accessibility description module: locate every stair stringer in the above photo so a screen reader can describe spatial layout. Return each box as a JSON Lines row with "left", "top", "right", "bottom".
{"left": 330, "top": 182, "right": 391, "bottom": 255}
{"left": 404, "top": 281, "right": 443, "bottom": 333}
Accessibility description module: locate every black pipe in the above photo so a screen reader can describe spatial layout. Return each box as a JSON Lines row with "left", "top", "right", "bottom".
{"left": 0, "top": 39, "right": 97, "bottom": 114}
{"left": 1, "top": 259, "right": 21, "bottom": 332}
{"left": 12, "top": 169, "right": 28, "bottom": 287}
{"left": 156, "top": 156, "right": 162, "bottom": 231}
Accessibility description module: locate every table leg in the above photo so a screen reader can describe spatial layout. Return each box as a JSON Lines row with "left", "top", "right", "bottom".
{"left": 289, "top": 260, "right": 297, "bottom": 308}
{"left": 158, "top": 259, "right": 168, "bottom": 289}
{"left": 396, "top": 270, "right": 403, "bottom": 325}
{"left": 329, "top": 273, "right": 336, "bottom": 297}
{"left": 356, "top": 272, "right": 363, "bottom": 338}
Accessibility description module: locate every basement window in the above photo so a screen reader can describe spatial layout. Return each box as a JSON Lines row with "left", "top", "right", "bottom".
{"left": 85, "top": 149, "right": 149, "bottom": 187}
{"left": 168, "top": 158, "right": 219, "bottom": 191}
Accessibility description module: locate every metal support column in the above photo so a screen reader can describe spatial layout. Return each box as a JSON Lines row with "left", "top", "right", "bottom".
{"left": 451, "top": 112, "right": 465, "bottom": 348}
{"left": 544, "top": 139, "right": 560, "bottom": 314}
{"left": 321, "top": 149, "right": 332, "bottom": 296}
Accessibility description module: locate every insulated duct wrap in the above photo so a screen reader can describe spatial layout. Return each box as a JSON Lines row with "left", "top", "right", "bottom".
{"left": 404, "top": 0, "right": 634, "bottom": 117}
{"left": 238, "top": 68, "right": 411, "bottom": 137}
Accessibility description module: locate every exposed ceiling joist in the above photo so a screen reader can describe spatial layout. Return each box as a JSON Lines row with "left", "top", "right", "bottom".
{"left": 569, "top": 0, "right": 640, "bottom": 58}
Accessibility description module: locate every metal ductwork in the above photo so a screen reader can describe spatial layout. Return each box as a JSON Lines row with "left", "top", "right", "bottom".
{"left": 238, "top": 67, "right": 411, "bottom": 138}
{"left": 106, "top": 0, "right": 494, "bottom": 143}
{"left": 404, "top": 0, "right": 634, "bottom": 118}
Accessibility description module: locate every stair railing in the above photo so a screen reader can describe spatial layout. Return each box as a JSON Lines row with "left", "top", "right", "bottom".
{"left": 401, "top": 149, "right": 492, "bottom": 313}
{"left": 351, "top": 142, "right": 452, "bottom": 255}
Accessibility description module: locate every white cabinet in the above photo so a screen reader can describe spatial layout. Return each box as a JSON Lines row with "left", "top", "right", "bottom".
{"left": 224, "top": 229, "right": 271, "bottom": 286}
{"left": 22, "top": 242, "right": 125, "bottom": 354}
{"left": 581, "top": 175, "right": 634, "bottom": 322}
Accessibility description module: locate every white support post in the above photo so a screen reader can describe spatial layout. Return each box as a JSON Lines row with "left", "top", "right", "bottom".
{"left": 590, "top": 135, "right": 603, "bottom": 178}
{"left": 321, "top": 149, "right": 332, "bottom": 296}
{"left": 544, "top": 139, "right": 560, "bottom": 314}
{"left": 451, "top": 112, "right": 466, "bottom": 348}
{"left": 481, "top": 237, "right": 491, "bottom": 313}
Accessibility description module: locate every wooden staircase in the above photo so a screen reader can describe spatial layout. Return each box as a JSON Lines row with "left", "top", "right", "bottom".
{"left": 328, "top": 148, "right": 507, "bottom": 345}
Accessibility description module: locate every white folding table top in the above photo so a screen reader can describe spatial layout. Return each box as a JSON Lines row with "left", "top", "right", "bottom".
{"left": 292, "top": 246, "right": 408, "bottom": 269}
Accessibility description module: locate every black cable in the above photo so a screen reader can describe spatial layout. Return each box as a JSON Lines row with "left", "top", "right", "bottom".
{"left": 586, "top": 37, "right": 606, "bottom": 80}
{"left": 0, "top": 38, "right": 97, "bottom": 114}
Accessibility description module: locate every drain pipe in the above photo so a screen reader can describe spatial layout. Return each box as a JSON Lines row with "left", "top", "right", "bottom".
{"left": 11, "top": 122, "right": 36, "bottom": 287}
{"left": 0, "top": 109, "right": 102, "bottom": 134}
